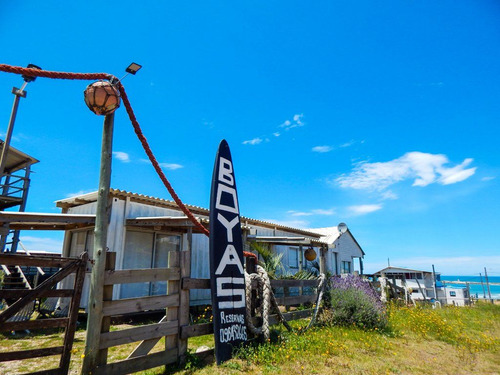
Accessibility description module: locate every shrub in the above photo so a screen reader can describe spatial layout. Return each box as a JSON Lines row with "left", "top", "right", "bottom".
{"left": 321, "top": 274, "right": 388, "bottom": 330}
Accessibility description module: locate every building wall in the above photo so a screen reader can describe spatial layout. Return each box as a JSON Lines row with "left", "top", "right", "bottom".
{"left": 333, "top": 232, "right": 363, "bottom": 274}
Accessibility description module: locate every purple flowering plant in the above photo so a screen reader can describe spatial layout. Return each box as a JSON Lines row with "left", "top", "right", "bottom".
{"left": 322, "top": 274, "right": 388, "bottom": 330}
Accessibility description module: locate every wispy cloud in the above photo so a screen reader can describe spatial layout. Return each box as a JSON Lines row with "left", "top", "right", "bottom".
{"left": 336, "top": 152, "right": 476, "bottom": 193}
{"left": 113, "top": 151, "right": 130, "bottom": 163}
{"left": 65, "top": 189, "right": 95, "bottom": 198}
{"left": 312, "top": 145, "right": 333, "bottom": 153}
{"left": 160, "top": 162, "right": 183, "bottom": 170}
{"left": 280, "top": 114, "right": 304, "bottom": 131}
{"left": 347, "top": 204, "right": 382, "bottom": 216}
{"left": 242, "top": 137, "right": 263, "bottom": 145}
{"left": 288, "top": 208, "right": 335, "bottom": 217}
{"left": 140, "top": 159, "right": 183, "bottom": 170}
{"left": 481, "top": 176, "right": 495, "bottom": 181}
{"left": 20, "top": 235, "right": 63, "bottom": 253}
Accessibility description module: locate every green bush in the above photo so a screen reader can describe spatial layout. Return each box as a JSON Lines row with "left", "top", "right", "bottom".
{"left": 321, "top": 283, "right": 388, "bottom": 330}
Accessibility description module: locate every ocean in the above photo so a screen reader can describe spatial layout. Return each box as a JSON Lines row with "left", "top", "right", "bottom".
{"left": 440, "top": 275, "right": 500, "bottom": 300}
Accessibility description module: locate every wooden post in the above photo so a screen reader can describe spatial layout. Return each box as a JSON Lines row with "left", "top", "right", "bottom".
{"left": 166, "top": 250, "right": 180, "bottom": 355}
{"left": 178, "top": 228, "right": 192, "bottom": 364}
{"left": 82, "top": 112, "right": 114, "bottom": 375}
{"left": 97, "top": 252, "right": 116, "bottom": 366}
{"left": 484, "top": 267, "right": 493, "bottom": 303}
{"left": 319, "top": 246, "right": 326, "bottom": 275}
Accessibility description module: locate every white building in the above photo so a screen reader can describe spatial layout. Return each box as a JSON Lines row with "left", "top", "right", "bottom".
{"left": 55, "top": 189, "right": 365, "bottom": 307}
{"left": 372, "top": 266, "right": 470, "bottom": 306}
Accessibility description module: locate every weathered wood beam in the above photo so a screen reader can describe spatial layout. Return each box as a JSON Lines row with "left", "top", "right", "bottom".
{"left": 93, "top": 348, "right": 178, "bottom": 375}
{"left": 102, "top": 293, "right": 179, "bottom": 317}
{"left": 99, "top": 320, "right": 178, "bottom": 349}
{"left": 104, "top": 267, "right": 180, "bottom": 285}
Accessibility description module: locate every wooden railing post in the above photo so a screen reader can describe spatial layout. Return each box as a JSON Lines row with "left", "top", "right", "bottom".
{"left": 178, "top": 228, "right": 192, "bottom": 364}
{"left": 97, "top": 252, "right": 116, "bottom": 366}
{"left": 166, "top": 250, "right": 180, "bottom": 359}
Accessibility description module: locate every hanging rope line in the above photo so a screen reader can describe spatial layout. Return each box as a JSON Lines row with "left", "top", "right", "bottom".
{"left": 0, "top": 63, "right": 211, "bottom": 236}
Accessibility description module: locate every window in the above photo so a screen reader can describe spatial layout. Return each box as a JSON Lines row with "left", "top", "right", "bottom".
{"left": 288, "top": 247, "right": 299, "bottom": 269}
{"left": 120, "top": 231, "right": 181, "bottom": 299}
{"left": 341, "top": 261, "right": 351, "bottom": 274}
{"left": 449, "top": 291, "right": 456, "bottom": 297}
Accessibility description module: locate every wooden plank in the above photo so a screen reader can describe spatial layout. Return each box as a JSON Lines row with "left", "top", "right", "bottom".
{"left": 93, "top": 348, "right": 178, "bottom": 375}
{"left": 0, "top": 346, "right": 64, "bottom": 362}
{"left": 180, "top": 322, "right": 213, "bottom": 339}
{"left": 0, "top": 254, "right": 73, "bottom": 268}
{"left": 97, "top": 252, "right": 116, "bottom": 366}
{"left": 181, "top": 277, "right": 210, "bottom": 290}
{"left": 60, "top": 252, "right": 88, "bottom": 374}
{"left": 0, "top": 317, "right": 68, "bottom": 332}
{"left": 102, "top": 293, "right": 179, "bottom": 316}
{"left": 0, "top": 289, "right": 74, "bottom": 299}
{"left": 100, "top": 320, "right": 178, "bottom": 349}
{"left": 127, "top": 316, "right": 167, "bottom": 359}
{"left": 104, "top": 267, "right": 180, "bottom": 285}
{"left": 274, "top": 294, "right": 317, "bottom": 306}
{"left": 166, "top": 251, "right": 180, "bottom": 357}
{"left": 25, "top": 368, "right": 61, "bottom": 375}
{"left": 178, "top": 241, "right": 191, "bottom": 363}
{"left": 0, "top": 260, "right": 79, "bottom": 323}
{"left": 271, "top": 279, "right": 320, "bottom": 288}
{"left": 0, "top": 211, "right": 95, "bottom": 223}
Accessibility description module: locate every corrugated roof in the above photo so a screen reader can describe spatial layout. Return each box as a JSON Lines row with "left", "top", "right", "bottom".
{"left": 56, "top": 188, "right": 323, "bottom": 238}
{"left": 0, "top": 140, "right": 39, "bottom": 173}
{"left": 307, "top": 227, "right": 341, "bottom": 244}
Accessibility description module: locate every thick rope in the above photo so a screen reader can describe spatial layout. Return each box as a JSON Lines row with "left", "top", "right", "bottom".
{"left": 244, "top": 265, "right": 271, "bottom": 340}
{"left": 245, "top": 265, "right": 327, "bottom": 337}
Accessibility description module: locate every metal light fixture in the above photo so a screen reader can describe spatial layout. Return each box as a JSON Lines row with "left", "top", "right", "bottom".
{"left": 125, "top": 62, "right": 142, "bottom": 75}
{"left": 304, "top": 246, "right": 317, "bottom": 261}
{"left": 21, "top": 64, "right": 42, "bottom": 83}
{"left": 83, "top": 81, "right": 121, "bottom": 115}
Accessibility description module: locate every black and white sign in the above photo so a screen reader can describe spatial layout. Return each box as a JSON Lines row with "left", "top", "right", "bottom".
{"left": 209, "top": 140, "right": 247, "bottom": 364}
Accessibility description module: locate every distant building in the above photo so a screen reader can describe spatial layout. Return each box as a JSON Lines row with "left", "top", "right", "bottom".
{"left": 372, "top": 266, "right": 470, "bottom": 306}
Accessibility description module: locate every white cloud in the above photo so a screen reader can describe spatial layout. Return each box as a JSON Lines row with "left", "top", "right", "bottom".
{"left": 312, "top": 145, "right": 333, "bottom": 153}
{"left": 340, "top": 140, "right": 356, "bottom": 148}
{"left": 242, "top": 137, "right": 263, "bottom": 145}
{"left": 347, "top": 204, "right": 382, "bottom": 215}
{"left": 279, "top": 114, "right": 305, "bottom": 131}
{"left": 65, "top": 189, "right": 95, "bottom": 198}
{"left": 273, "top": 132, "right": 281, "bottom": 137}
{"left": 336, "top": 152, "right": 476, "bottom": 192}
{"left": 261, "top": 218, "right": 309, "bottom": 229}
{"left": 481, "top": 176, "right": 495, "bottom": 181}
{"left": 364, "top": 255, "right": 500, "bottom": 276}
{"left": 113, "top": 151, "right": 130, "bottom": 163}
{"left": 160, "top": 163, "right": 183, "bottom": 170}
{"left": 288, "top": 208, "right": 335, "bottom": 217}
{"left": 287, "top": 210, "right": 313, "bottom": 217}
{"left": 19, "top": 235, "right": 63, "bottom": 253}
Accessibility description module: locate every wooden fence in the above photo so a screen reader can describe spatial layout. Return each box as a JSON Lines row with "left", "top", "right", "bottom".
{"left": 87, "top": 247, "right": 321, "bottom": 375}
{"left": 0, "top": 252, "right": 87, "bottom": 375}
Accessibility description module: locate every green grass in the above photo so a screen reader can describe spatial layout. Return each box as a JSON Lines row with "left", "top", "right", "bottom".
{"left": 1, "top": 303, "right": 499, "bottom": 374}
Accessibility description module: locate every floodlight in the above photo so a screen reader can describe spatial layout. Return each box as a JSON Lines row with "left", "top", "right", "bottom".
{"left": 125, "top": 62, "right": 142, "bottom": 75}
{"left": 22, "top": 64, "right": 42, "bottom": 83}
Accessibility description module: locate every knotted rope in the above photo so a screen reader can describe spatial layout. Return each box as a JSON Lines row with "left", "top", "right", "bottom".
{"left": 244, "top": 265, "right": 327, "bottom": 339}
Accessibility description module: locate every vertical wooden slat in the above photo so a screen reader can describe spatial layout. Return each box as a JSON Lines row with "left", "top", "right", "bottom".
{"left": 60, "top": 252, "right": 88, "bottom": 374}
{"left": 97, "top": 252, "right": 116, "bottom": 366}
{"left": 82, "top": 112, "right": 114, "bottom": 375}
{"left": 178, "top": 228, "right": 192, "bottom": 364}
{"left": 166, "top": 251, "right": 180, "bottom": 357}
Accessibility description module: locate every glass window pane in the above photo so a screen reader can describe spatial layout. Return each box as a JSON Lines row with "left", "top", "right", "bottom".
{"left": 121, "top": 231, "right": 154, "bottom": 299}
{"left": 151, "top": 234, "right": 181, "bottom": 295}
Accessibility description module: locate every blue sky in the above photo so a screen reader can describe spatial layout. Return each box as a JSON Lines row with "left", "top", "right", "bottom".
{"left": 1, "top": 1, "right": 499, "bottom": 275}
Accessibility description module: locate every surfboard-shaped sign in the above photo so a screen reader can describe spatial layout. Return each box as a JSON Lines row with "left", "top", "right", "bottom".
{"left": 209, "top": 140, "right": 247, "bottom": 364}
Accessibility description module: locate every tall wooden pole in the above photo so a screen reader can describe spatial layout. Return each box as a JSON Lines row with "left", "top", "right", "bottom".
{"left": 484, "top": 267, "right": 493, "bottom": 304}
{"left": 82, "top": 112, "right": 114, "bottom": 375}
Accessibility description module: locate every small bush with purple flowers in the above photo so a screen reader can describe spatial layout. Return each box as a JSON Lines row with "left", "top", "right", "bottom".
{"left": 320, "top": 274, "right": 388, "bottom": 330}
